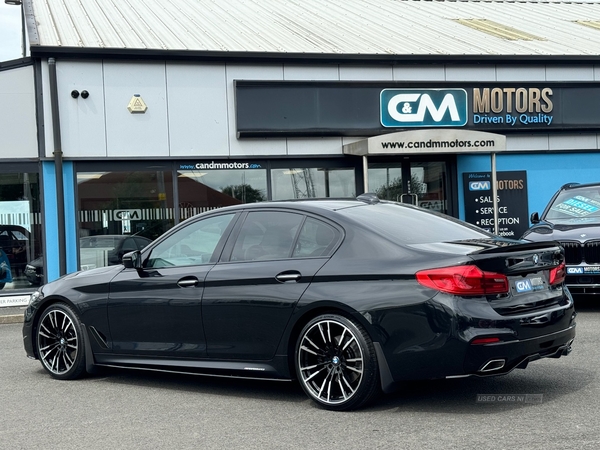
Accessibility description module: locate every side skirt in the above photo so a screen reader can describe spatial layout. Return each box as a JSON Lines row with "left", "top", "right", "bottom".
{"left": 93, "top": 354, "right": 291, "bottom": 381}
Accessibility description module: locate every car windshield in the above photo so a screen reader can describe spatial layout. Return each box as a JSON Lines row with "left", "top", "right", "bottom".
{"left": 544, "top": 187, "right": 600, "bottom": 224}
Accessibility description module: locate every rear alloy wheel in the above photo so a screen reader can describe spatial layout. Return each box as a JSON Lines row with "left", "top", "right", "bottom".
{"left": 296, "top": 314, "right": 379, "bottom": 411}
{"left": 36, "top": 303, "right": 86, "bottom": 380}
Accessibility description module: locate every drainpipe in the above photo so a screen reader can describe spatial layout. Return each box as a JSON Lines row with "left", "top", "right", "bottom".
{"left": 48, "top": 57, "right": 67, "bottom": 276}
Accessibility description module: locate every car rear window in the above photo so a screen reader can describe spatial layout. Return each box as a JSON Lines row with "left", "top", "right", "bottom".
{"left": 340, "top": 203, "right": 493, "bottom": 244}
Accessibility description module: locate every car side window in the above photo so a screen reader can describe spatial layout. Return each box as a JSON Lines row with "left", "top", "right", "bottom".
{"left": 230, "top": 211, "right": 303, "bottom": 261}
{"left": 146, "top": 213, "right": 235, "bottom": 268}
{"left": 292, "top": 217, "right": 338, "bottom": 258}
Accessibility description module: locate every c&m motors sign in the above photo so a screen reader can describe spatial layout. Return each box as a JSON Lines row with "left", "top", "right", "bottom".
{"left": 381, "top": 89, "right": 468, "bottom": 128}
{"left": 235, "top": 81, "right": 600, "bottom": 137}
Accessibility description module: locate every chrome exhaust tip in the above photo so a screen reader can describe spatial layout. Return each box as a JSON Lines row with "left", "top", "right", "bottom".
{"left": 563, "top": 338, "right": 574, "bottom": 355}
{"left": 479, "top": 359, "right": 506, "bottom": 373}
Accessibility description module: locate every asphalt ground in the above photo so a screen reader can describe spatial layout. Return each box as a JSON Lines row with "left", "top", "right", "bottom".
{"left": 1, "top": 301, "right": 599, "bottom": 450}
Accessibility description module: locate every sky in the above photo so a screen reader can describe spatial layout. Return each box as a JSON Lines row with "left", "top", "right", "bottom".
{"left": 0, "top": 2, "right": 25, "bottom": 62}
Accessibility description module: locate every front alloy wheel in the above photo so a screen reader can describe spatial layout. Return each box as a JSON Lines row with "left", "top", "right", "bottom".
{"left": 296, "top": 314, "right": 379, "bottom": 411}
{"left": 36, "top": 303, "right": 86, "bottom": 380}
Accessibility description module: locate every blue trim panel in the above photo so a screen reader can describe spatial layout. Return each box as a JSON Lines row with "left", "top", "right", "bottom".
{"left": 457, "top": 153, "right": 600, "bottom": 226}
{"left": 41, "top": 161, "right": 77, "bottom": 282}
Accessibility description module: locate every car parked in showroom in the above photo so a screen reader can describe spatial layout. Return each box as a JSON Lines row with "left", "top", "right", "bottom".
{"left": 0, "top": 224, "right": 30, "bottom": 279}
{"left": 522, "top": 182, "right": 600, "bottom": 297}
{"left": 24, "top": 234, "right": 152, "bottom": 286}
{"left": 23, "top": 195, "right": 576, "bottom": 411}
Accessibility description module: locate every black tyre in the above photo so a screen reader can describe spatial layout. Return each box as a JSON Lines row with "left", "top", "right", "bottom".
{"left": 36, "top": 303, "right": 87, "bottom": 380}
{"left": 295, "top": 314, "right": 380, "bottom": 411}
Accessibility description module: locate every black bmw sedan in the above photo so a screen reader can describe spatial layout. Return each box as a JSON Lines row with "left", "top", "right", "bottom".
{"left": 23, "top": 195, "right": 576, "bottom": 411}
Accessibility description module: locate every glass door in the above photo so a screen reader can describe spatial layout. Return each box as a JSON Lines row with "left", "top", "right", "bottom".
{"left": 410, "top": 161, "right": 448, "bottom": 214}
{"left": 368, "top": 158, "right": 454, "bottom": 216}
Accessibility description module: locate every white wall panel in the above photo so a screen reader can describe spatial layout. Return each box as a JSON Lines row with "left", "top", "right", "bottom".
{"left": 226, "top": 64, "right": 286, "bottom": 156}
{"left": 167, "top": 63, "right": 229, "bottom": 157}
{"left": 339, "top": 66, "right": 393, "bottom": 81}
{"left": 549, "top": 134, "right": 598, "bottom": 151}
{"left": 36, "top": 60, "right": 600, "bottom": 163}
{"left": 286, "top": 137, "right": 343, "bottom": 156}
{"left": 283, "top": 65, "right": 339, "bottom": 80}
{"left": 506, "top": 134, "right": 549, "bottom": 152}
{"left": 393, "top": 66, "right": 445, "bottom": 81}
{"left": 546, "top": 66, "right": 594, "bottom": 81}
{"left": 104, "top": 62, "right": 169, "bottom": 157}
{"left": 445, "top": 65, "right": 496, "bottom": 81}
{"left": 57, "top": 61, "right": 107, "bottom": 157}
{"left": 496, "top": 66, "right": 546, "bottom": 82}
{"left": 0, "top": 66, "right": 37, "bottom": 159}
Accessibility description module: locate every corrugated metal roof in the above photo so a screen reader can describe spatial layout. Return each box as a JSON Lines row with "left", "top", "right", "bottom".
{"left": 22, "top": 0, "right": 600, "bottom": 56}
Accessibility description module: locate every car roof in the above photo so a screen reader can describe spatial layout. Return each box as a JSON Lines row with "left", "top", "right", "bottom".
{"left": 0, "top": 225, "right": 30, "bottom": 234}
{"left": 196, "top": 198, "right": 371, "bottom": 218}
{"left": 241, "top": 198, "right": 368, "bottom": 211}
{"left": 559, "top": 182, "right": 600, "bottom": 191}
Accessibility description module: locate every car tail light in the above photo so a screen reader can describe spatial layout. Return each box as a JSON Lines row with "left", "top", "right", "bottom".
{"left": 549, "top": 262, "right": 566, "bottom": 286}
{"left": 416, "top": 265, "right": 509, "bottom": 296}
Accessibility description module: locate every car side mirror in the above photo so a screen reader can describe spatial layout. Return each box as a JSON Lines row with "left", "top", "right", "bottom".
{"left": 122, "top": 250, "right": 142, "bottom": 269}
{"left": 530, "top": 212, "right": 540, "bottom": 224}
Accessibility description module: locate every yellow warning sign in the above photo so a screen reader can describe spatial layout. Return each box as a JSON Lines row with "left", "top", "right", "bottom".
{"left": 127, "top": 94, "right": 148, "bottom": 113}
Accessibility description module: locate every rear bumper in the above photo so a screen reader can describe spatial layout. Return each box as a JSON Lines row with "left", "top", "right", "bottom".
{"left": 462, "top": 323, "right": 576, "bottom": 376}
{"left": 374, "top": 292, "right": 576, "bottom": 383}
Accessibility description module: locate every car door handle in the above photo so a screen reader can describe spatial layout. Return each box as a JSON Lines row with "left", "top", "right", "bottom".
{"left": 177, "top": 277, "right": 199, "bottom": 288}
{"left": 276, "top": 271, "right": 301, "bottom": 283}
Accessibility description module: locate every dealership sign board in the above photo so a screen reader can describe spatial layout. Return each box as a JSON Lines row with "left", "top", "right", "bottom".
{"left": 343, "top": 129, "right": 506, "bottom": 156}
{"left": 235, "top": 81, "right": 600, "bottom": 138}
{"left": 463, "top": 171, "right": 529, "bottom": 239}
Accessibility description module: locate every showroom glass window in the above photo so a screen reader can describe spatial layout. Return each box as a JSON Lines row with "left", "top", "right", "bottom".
{"left": 177, "top": 164, "right": 267, "bottom": 220}
{"left": 77, "top": 169, "right": 174, "bottom": 270}
{"left": 0, "top": 171, "right": 41, "bottom": 291}
{"left": 271, "top": 167, "right": 355, "bottom": 200}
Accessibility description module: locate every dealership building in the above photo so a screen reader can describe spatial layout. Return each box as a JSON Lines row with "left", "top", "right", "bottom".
{"left": 2, "top": 0, "right": 600, "bottom": 301}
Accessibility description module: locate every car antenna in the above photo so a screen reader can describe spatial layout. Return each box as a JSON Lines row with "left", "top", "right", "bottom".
{"left": 356, "top": 193, "right": 380, "bottom": 204}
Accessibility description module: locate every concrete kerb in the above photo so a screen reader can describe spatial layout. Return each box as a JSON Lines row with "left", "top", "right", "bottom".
{"left": 0, "top": 306, "right": 27, "bottom": 324}
{"left": 0, "top": 314, "right": 24, "bottom": 324}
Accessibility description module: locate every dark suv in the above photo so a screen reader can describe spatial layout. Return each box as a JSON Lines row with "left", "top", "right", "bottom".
{"left": 522, "top": 182, "right": 600, "bottom": 297}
